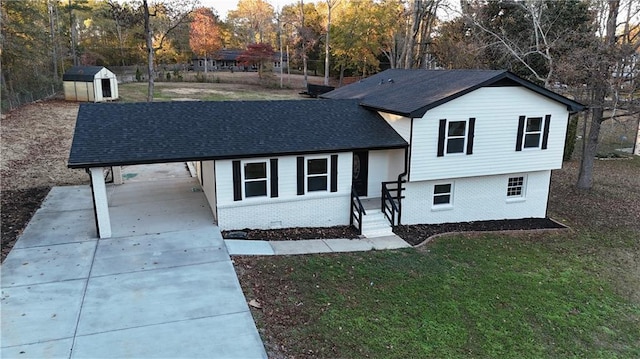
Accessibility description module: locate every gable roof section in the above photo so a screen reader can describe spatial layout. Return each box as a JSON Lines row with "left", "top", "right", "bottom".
{"left": 63, "top": 66, "right": 107, "bottom": 82}
{"left": 68, "top": 100, "right": 408, "bottom": 169}
{"left": 321, "top": 69, "right": 585, "bottom": 117}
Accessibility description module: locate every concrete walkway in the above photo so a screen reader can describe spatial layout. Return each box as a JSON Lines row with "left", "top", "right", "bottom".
{"left": 225, "top": 236, "right": 409, "bottom": 256}
{"left": 1, "top": 178, "right": 267, "bottom": 358}
{"left": 2, "top": 163, "right": 411, "bottom": 358}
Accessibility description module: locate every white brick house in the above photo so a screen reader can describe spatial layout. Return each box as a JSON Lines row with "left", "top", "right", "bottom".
{"left": 68, "top": 70, "right": 583, "bottom": 238}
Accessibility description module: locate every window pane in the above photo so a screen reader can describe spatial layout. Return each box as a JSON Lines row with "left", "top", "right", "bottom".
{"left": 507, "top": 187, "right": 522, "bottom": 196}
{"left": 447, "top": 138, "right": 465, "bottom": 153}
{"left": 434, "top": 184, "right": 451, "bottom": 194}
{"left": 526, "top": 117, "right": 542, "bottom": 132}
{"left": 433, "top": 194, "right": 450, "bottom": 205}
{"left": 245, "top": 181, "right": 267, "bottom": 197}
{"left": 524, "top": 134, "right": 541, "bottom": 148}
{"left": 244, "top": 162, "right": 266, "bottom": 179}
{"left": 308, "top": 176, "right": 328, "bottom": 191}
{"left": 307, "top": 159, "right": 327, "bottom": 175}
{"left": 448, "top": 121, "right": 466, "bottom": 136}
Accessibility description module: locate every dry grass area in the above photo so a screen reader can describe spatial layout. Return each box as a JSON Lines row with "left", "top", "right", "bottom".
{"left": 1, "top": 99, "right": 86, "bottom": 190}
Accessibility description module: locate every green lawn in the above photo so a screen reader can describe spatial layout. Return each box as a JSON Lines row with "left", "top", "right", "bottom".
{"left": 238, "top": 231, "right": 639, "bottom": 358}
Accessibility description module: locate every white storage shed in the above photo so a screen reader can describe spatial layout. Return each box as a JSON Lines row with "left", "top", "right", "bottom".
{"left": 63, "top": 66, "right": 119, "bottom": 102}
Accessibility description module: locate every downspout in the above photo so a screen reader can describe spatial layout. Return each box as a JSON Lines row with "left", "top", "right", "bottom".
{"left": 395, "top": 145, "right": 410, "bottom": 225}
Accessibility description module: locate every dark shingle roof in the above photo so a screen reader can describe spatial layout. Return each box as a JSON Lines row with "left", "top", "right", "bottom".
{"left": 68, "top": 100, "right": 408, "bottom": 168}
{"left": 63, "top": 66, "right": 107, "bottom": 82}
{"left": 321, "top": 69, "right": 585, "bottom": 117}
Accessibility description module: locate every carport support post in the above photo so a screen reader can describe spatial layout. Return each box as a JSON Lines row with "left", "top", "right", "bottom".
{"left": 112, "top": 166, "right": 123, "bottom": 185}
{"left": 89, "top": 167, "right": 112, "bottom": 238}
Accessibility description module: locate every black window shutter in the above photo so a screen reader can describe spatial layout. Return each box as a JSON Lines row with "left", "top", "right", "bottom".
{"left": 466, "top": 117, "right": 476, "bottom": 155}
{"left": 296, "top": 156, "right": 304, "bottom": 195}
{"left": 330, "top": 155, "right": 338, "bottom": 192}
{"left": 232, "top": 160, "right": 242, "bottom": 201}
{"left": 515, "top": 116, "right": 525, "bottom": 151}
{"left": 437, "top": 119, "right": 446, "bottom": 157}
{"left": 270, "top": 158, "right": 278, "bottom": 197}
{"left": 541, "top": 114, "right": 551, "bottom": 150}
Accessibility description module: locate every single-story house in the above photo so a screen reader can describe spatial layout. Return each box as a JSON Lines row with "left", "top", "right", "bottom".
{"left": 63, "top": 66, "right": 119, "bottom": 102}
{"left": 190, "top": 49, "right": 288, "bottom": 72}
{"left": 68, "top": 69, "right": 584, "bottom": 239}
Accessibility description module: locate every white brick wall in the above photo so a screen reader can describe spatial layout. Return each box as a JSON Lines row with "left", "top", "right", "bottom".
{"left": 401, "top": 170, "right": 551, "bottom": 225}
{"left": 211, "top": 152, "right": 353, "bottom": 230}
{"left": 217, "top": 194, "right": 350, "bottom": 230}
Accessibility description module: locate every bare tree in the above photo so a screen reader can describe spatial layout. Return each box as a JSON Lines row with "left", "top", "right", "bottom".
{"left": 576, "top": 0, "right": 640, "bottom": 188}
{"left": 142, "top": 0, "right": 195, "bottom": 102}
{"left": 400, "top": 0, "right": 441, "bottom": 69}
{"left": 323, "top": 0, "right": 340, "bottom": 85}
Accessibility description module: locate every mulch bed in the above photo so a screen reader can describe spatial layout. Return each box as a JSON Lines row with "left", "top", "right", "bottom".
{"left": 222, "top": 218, "right": 566, "bottom": 246}
{"left": 222, "top": 225, "right": 360, "bottom": 241}
{"left": 393, "top": 218, "right": 567, "bottom": 246}
{"left": 1, "top": 187, "right": 50, "bottom": 262}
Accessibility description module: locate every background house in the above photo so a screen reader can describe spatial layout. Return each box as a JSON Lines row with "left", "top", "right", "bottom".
{"left": 63, "top": 66, "right": 118, "bottom": 102}
{"left": 190, "top": 49, "right": 288, "bottom": 72}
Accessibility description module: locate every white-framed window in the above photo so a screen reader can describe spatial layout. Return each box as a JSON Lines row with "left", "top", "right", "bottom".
{"left": 446, "top": 120, "right": 467, "bottom": 154}
{"left": 243, "top": 161, "right": 269, "bottom": 198}
{"left": 438, "top": 118, "right": 475, "bottom": 157}
{"left": 507, "top": 176, "right": 526, "bottom": 198}
{"left": 306, "top": 157, "right": 329, "bottom": 192}
{"left": 524, "top": 117, "right": 543, "bottom": 148}
{"left": 433, "top": 183, "right": 453, "bottom": 206}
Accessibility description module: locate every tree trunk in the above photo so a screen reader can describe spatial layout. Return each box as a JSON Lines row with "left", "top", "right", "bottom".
{"left": 300, "top": 0, "right": 308, "bottom": 88}
{"left": 323, "top": 1, "right": 332, "bottom": 86}
{"left": 633, "top": 116, "right": 640, "bottom": 156}
{"left": 143, "top": 0, "right": 154, "bottom": 102}
{"left": 48, "top": 0, "right": 58, "bottom": 82}
{"left": 576, "top": 105, "right": 603, "bottom": 189}
{"left": 576, "top": 0, "right": 619, "bottom": 189}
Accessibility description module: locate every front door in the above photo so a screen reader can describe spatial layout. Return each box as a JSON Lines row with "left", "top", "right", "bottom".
{"left": 352, "top": 151, "right": 369, "bottom": 197}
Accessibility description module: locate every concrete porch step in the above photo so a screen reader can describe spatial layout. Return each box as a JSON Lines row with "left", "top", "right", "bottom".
{"left": 361, "top": 210, "right": 394, "bottom": 238}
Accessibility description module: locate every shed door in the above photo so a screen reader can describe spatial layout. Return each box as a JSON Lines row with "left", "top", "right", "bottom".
{"left": 352, "top": 151, "right": 369, "bottom": 197}
{"left": 101, "top": 79, "right": 112, "bottom": 98}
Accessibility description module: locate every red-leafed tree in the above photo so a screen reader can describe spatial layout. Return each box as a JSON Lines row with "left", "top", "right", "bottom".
{"left": 189, "top": 7, "right": 221, "bottom": 73}
{"left": 236, "top": 43, "right": 275, "bottom": 79}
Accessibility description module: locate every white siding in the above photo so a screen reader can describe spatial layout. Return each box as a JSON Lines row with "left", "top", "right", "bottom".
{"left": 410, "top": 87, "right": 569, "bottom": 181}
{"left": 366, "top": 149, "right": 405, "bottom": 198}
{"left": 201, "top": 160, "right": 217, "bottom": 221}
{"left": 378, "top": 112, "right": 412, "bottom": 142}
{"left": 401, "top": 170, "right": 551, "bottom": 225}
{"left": 213, "top": 153, "right": 352, "bottom": 230}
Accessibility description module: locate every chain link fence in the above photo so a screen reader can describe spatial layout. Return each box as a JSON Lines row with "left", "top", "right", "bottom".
{"left": 1, "top": 84, "right": 61, "bottom": 113}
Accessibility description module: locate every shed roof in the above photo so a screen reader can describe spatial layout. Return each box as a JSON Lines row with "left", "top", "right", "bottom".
{"left": 63, "top": 66, "right": 110, "bottom": 82}
{"left": 321, "top": 69, "right": 585, "bottom": 117}
{"left": 68, "top": 99, "right": 408, "bottom": 169}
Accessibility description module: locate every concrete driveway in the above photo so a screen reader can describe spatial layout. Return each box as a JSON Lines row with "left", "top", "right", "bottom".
{"left": 1, "top": 175, "right": 267, "bottom": 358}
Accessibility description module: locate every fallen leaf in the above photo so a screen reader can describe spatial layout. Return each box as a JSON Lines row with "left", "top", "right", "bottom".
{"left": 248, "top": 299, "right": 262, "bottom": 309}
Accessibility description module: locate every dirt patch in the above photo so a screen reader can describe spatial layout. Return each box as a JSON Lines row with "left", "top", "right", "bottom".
{"left": 1, "top": 99, "right": 87, "bottom": 190}
{"left": 162, "top": 88, "right": 235, "bottom": 96}
{"left": 1, "top": 99, "right": 87, "bottom": 262}
{"left": 1, "top": 187, "right": 51, "bottom": 262}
